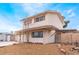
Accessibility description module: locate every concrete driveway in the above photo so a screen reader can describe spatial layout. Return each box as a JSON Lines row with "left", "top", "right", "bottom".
{"left": 0, "top": 41, "right": 19, "bottom": 47}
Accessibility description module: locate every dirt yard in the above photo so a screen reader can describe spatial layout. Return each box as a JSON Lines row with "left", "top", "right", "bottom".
{"left": 0, "top": 43, "right": 75, "bottom": 55}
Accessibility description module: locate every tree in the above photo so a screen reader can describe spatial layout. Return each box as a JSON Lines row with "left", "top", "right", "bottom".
{"left": 63, "top": 20, "right": 70, "bottom": 28}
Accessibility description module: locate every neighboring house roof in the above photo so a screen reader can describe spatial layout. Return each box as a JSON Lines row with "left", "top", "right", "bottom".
{"left": 0, "top": 33, "right": 11, "bottom": 35}
{"left": 56, "top": 29, "right": 77, "bottom": 33}
{"left": 21, "top": 10, "right": 65, "bottom": 24}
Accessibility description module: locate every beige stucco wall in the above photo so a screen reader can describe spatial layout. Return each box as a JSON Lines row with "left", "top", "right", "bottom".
{"left": 23, "top": 13, "right": 64, "bottom": 30}
{"left": 29, "top": 30, "right": 44, "bottom": 43}
{"left": 15, "top": 34, "right": 28, "bottom": 42}
{"left": 15, "top": 35, "right": 20, "bottom": 42}
{"left": 14, "top": 30, "right": 56, "bottom": 44}
{"left": 45, "top": 14, "right": 63, "bottom": 29}
{"left": 28, "top": 30, "right": 55, "bottom": 44}
{"left": 46, "top": 30, "right": 55, "bottom": 43}
{"left": 15, "top": 31, "right": 44, "bottom": 43}
{"left": 23, "top": 24, "right": 29, "bottom": 29}
{"left": 29, "top": 19, "right": 48, "bottom": 29}
{"left": 23, "top": 34, "right": 27, "bottom": 42}
{"left": 20, "top": 35, "right": 24, "bottom": 42}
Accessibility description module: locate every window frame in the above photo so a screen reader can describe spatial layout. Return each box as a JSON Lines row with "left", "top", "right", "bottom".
{"left": 32, "top": 31, "right": 43, "bottom": 38}
{"left": 34, "top": 16, "right": 45, "bottom": 22}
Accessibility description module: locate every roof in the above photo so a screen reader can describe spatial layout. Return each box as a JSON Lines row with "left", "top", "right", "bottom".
{"left": 21, "top": 10, "right": 65, "bottom": 24}
{"left": 15, "top": 25, "right": 59, "bottom": 34}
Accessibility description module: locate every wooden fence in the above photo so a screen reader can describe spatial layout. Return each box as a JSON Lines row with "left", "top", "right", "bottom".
{"left": 58, "top": 32, "right": 79, "bottom": 46}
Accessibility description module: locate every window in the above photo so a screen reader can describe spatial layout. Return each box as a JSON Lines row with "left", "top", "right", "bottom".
{"left": 40, "top": 16, "right": 45, "bottom": 21}
{"left": 32, "top": 31, "right": 43, "bottom": 38}
{"left": 35, "top": 16, "right": 45, "bottom": 22}
{"left": 35, "top": 18, "right": 40, "bottom": 22}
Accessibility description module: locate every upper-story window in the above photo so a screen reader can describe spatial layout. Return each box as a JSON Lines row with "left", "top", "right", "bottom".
{"left": 35, "top": 16, "right": 45, "bottom": 22}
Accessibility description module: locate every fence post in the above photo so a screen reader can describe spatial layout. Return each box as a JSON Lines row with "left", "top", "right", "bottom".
{"left": 71, "top": 33, "right": 72, "bottom": 45}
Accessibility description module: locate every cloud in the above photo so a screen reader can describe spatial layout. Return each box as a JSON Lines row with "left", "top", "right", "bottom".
{"left": 65, "top": 9, "right": 76, "bottom": 18}
{"left": 66, "top": 9, "right": 73, "bottom": 14}
{"left": 21, "top": 3, "right": 48, "bottom": 16}
{"left": 68, "top": 12, "right": 75, "bottom": 18}
{"left": 0, "top": 15, "right": 21, "bottom": 32}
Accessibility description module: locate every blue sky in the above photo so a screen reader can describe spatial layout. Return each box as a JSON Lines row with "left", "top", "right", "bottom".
{"left": 0, "top": 3, "right": 79, "bottom": 32}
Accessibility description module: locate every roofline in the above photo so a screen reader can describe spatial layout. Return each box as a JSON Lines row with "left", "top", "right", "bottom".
{"left": 15, "top": 25, "right": 59, "bottom": 34}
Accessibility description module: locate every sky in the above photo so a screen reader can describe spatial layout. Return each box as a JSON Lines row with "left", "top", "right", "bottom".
{"left": 0, "top": 3, "right": 79, "bottom": 32}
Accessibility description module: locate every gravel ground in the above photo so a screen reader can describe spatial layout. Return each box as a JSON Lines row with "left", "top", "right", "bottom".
{"left": 0, "top": 43, "right": 76, "bottom": 55}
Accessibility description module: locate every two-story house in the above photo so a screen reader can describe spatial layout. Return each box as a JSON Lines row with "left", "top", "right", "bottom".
{"left": 14, "top": 10, "right": 65, "bottom": 44}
